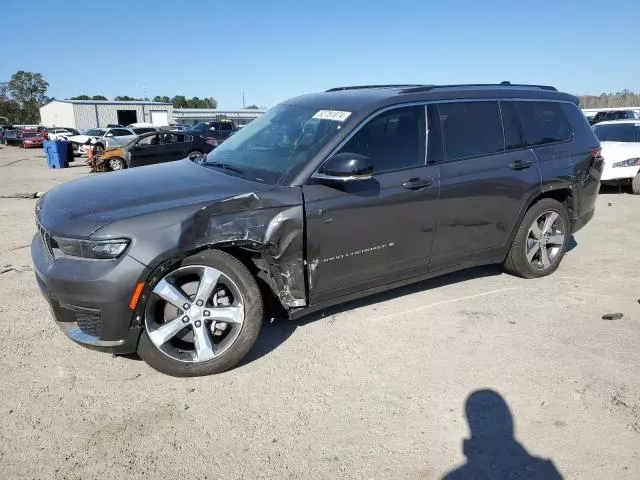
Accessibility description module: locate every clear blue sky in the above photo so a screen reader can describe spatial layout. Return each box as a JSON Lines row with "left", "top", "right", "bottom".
{"left": 1, "top": 0, "right": 638, "bottom": 108}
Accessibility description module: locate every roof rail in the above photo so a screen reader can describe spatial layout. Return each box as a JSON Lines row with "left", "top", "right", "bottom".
{"left": 400, "top": 82, "right": 557, "bottom": 94}
{"left": 326, "top": 84, "right": 420, "bottom": 92}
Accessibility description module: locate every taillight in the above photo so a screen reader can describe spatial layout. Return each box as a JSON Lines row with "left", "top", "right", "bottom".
{"left": 590, "top": 147, "right": 602, "bottom": 159}
{"left": 205, "top": 138, "right": 217, "bottom": 146}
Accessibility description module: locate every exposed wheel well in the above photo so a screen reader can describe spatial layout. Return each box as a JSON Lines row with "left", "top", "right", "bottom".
{"left": 529, "top": 188, "right": 574, "bottom": 217}
{"left": 210, "top": 246, "right": 286, "bottom": 319}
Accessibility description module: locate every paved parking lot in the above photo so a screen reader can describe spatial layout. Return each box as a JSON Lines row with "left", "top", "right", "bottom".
{"left": 0, "top": 145, "right": 639, "bottom": 479}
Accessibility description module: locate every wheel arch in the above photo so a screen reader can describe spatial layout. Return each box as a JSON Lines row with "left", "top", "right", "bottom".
{"left": 132, "top": 241, "right": 294, "bottom": 324}
{"left": 505, "top": 186, "right": 575, "bottom": 257}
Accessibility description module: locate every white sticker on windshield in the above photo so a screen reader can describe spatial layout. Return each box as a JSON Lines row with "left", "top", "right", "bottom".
{"left": 312, "top": 110, "right": 352, "bottom": 122}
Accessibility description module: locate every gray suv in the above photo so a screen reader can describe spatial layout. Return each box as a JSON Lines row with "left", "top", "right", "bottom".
{"left": 32, "top": 83, "right": 603, "bottom": 376}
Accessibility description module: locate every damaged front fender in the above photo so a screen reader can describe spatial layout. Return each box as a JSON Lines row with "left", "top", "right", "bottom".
{"left": 96, "top": 189, "right": 307, "bottom": 310}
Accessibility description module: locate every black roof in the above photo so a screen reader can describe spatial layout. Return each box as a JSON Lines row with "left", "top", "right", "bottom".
{"left": 284, "top": 83, "right": 577, "bottom": 112}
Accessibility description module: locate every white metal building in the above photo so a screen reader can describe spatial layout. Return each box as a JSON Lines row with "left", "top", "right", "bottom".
{"left": 173, "top": 108, "right": 265, "bottom": 127}
{"left": 40, "top": 100, "right": 174, "bottom": 131}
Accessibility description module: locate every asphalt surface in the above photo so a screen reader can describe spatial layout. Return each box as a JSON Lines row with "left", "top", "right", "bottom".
{"left": 0, "top": 145, "right": 639, "bottom": 479}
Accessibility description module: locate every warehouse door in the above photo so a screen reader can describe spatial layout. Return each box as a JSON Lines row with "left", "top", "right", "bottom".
{"left": 150, "top": 111, "right": 169, "bottom": 126}
{"left": 117, "top": 110, "right": 137, "bottom": 126}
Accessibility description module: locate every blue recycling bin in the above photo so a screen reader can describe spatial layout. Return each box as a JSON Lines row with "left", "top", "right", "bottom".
{"left": 43, "top": 140, "right": 69, "bottom": 169}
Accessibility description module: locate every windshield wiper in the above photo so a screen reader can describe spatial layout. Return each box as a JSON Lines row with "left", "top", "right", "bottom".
{"left": 204, "top": 161, "right": 245, "bottom": 175}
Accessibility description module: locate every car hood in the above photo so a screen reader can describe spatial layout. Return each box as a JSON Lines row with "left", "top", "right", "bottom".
{"left": 36, "top": 159, "right": 271, "bottom": 237}
{"left": 600, "top": 141, "right": 640, "bottom": 162}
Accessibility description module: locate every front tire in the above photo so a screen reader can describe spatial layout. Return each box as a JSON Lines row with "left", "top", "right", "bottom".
{"left": 632, "top": 173, "right": 640, "bottom": 195}
{"left": 138, "top": 250, "right": 264, "bottom": 377}
{"left": 108, "top": 157, "right": 127, "bottom": 171}
{"left": 504, "top": 198, "right": 570, "bottom": 278}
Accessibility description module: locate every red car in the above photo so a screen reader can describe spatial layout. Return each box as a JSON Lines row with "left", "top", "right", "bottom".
{"left": 22, "top": 131, "right": 46, "bottom": 148}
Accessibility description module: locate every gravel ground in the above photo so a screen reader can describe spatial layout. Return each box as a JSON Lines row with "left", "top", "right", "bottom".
{"left": 0, "top": 145, "right": 639, "bottom": 479}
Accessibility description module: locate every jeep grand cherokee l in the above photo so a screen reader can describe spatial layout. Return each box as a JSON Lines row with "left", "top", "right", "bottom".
{"left": 32, "top": 83, "right": 603, "bottom": 377}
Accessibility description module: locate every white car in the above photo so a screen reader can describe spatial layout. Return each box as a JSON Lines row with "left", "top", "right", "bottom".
{"left": 47, "top": 127, "right": 80, "bottom": 140}
{"left": 592, "top": 120, "right": 640, "bottom": 194}
{"left": 67, "top": 127, "right": 137, "bottom": 154}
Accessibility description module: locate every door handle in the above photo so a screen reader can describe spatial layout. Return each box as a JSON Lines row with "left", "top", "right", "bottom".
{"left": 402, "top": 178, "right": 433, "bottom": 190}
{"left": 509, "top": 160, "right": 532, "bottom": 171}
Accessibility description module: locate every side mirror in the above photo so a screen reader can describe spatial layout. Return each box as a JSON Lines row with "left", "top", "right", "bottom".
{"left": 314, "top": 153, "right": 373, "bottom": 181}
{"left": 105, "top": 133, "right": 114, "bottom": 137}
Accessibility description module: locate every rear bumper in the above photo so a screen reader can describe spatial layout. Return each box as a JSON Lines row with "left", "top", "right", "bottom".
{"left": 31, "top": 233, "right": 148, "bottom": 354}
{"left": 571, "top": 208, "right": 594, "bottom": 234}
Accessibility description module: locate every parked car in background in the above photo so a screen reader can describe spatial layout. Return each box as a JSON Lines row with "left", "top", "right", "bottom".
{"left": 18, "top": 126, "right": 48, "bottom": 137}
{"left": 22, "top": 131, "right": 46, "bottom": 148}
{"left": 0, "top": 125, "right": 15, "bottom": 143}
{"left": 92, "top": 130, "right": 217, "bottom": 171}
{"left": 189, "top": 119, "right": 238, "bottom": 144}
{"left": 590, "top": 109, "right": 640, "bottom": 125}
{"left": 47, "top": 127, "right": 80, "bottom": 140}
{"left": 3, "top": 129, "right": 23, "bottom": 146}
{"left": 32, "top": 83, "right": 602, "bottom": 376}
{"left": 67, "top": 127, "right": 137, "bottom": 154}
{"left": 592, "top": 120, "right": 640, "bottom": 193}
{"left": 169, "top": 124, "right": 190, "bottom": 131}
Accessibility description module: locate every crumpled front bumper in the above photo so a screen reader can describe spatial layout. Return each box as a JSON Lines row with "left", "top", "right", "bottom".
{"left": 31, "top": 232, "right": 149, "bottom": 354}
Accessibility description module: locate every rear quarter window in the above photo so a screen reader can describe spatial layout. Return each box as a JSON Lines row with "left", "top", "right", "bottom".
{"left": 437, "top": 101, "right": 504, "bottom": 161}
{"left": 517, "top": 101, "right": 573, "bottom": 146}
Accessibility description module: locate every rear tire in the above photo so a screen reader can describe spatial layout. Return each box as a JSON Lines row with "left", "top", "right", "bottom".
{"left": 504, "top": 198, "right": 570, "bottom": 279}
{"left": 632, "top": 173, "right": 640, "bottom": 195}
{"left": 187, "top": 150, "right": 203, "bottom": 160}
{"left": 138, "top": 250, "right": 264, "bottom": 377}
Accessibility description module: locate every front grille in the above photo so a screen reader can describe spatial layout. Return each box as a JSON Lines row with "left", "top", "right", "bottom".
{"left": 74, "top": 310, "right": 102, "bottom": 337}
{"left": 37, "top": 223, "right": 54, "bottom": 259}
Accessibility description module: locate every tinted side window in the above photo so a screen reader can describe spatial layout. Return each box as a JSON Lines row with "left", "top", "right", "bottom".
{"left": 517, "top": 101, "right": 572, "bottom": 146}
{"left": 592, "top": 123, "right": 637, "bottom": 142}
{"left": 338, "top": 105, "right": 425, "bottom": 173}
{"left": 112, "top": 128, "right": 132, "bottom": 136}
{"left": 163, "top": 133, "right": 186, "bottom": 143}
{"left": 137, "top": 134, "right": 161, "bottom": 146}
{"left": 500, "top": 101, "right": 525, "bottom": 150}
{"left": 437, "top": 101, "right": 503, "bottom": 161}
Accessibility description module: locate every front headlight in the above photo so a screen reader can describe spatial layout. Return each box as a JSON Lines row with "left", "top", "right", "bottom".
{"left": 52, "top": 237, "right": 130, "bottom": 259}
{"left": 612, "top": 158, "right": 640, "bottom": 168}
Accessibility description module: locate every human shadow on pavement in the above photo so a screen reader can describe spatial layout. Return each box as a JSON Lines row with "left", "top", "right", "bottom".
{"left": 442, "top": 389, "right": 563, "bottom": 480}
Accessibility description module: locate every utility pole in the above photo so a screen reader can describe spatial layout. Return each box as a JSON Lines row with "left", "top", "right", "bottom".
{"left": 242, "top": 92, "right": 246, "bottom": 109}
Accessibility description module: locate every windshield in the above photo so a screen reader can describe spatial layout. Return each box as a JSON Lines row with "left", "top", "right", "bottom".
{"left": 202, "top": 104, "right": 348, "bottom": 184}
{"left": 85, "top": 129, "right": 106, "bottom": 136}
{"left": 23, "top": 132, "right": 39, "bottom": 138}
{"left": 592, "top": 123, "right": 638, "bottom": 142}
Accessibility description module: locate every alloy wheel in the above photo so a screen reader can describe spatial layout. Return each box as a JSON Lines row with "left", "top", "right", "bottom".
{"left": 145, "top": 265, "right": 245, "bottom": 363}
{"left": 525, "top": 210, "right": 566, "bottom": 271}
{"left": 108, "top": 158, "right": 125, "bottom": 170}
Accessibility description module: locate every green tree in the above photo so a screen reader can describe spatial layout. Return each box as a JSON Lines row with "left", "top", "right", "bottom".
{"left": 153, "top": 95, "right": 171, "bottom": 103}
{"left": 8, "top": 71, "right": 49, "bottom": 106}
{"left": 4, "top": 71, "right": 49, "bottom": 123}
{"left": 0, "top": 82, "right": 21, "bottom": 124}
{"left": 245, "top": 105, "right": 259, "bottom": 109}
{"left": 113, "top": 95, "right": 139, "bottom": 101}
{"left": 579, "top": 90, "right": 640, "bottom": 108}
{"left": 92, "top": 95, "right": 107, "bottom": 100}
{"left": 171, "top": 95, "right": 188, "bottom": 108}
{"left": 70, "top": 95, "right": 91, "bottom": 100}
